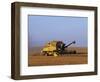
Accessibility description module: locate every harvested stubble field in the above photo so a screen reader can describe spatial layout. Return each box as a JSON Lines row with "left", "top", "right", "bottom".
{"left": 28, "top": 47, "right": 87, "bottom": 66}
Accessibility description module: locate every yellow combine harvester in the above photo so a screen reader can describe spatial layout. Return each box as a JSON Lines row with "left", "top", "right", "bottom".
{"left": 41, "top": 41, "right": 76, "bottom": 56}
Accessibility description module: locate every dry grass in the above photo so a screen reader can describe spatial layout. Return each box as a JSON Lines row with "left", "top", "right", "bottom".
{"left": 28, "top": 47, "right": 87, "bottom": 66}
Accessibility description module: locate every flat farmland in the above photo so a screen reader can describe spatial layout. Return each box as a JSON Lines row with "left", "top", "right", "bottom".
{"left": 28, "top": 47, "right": 87, "bottom": 66}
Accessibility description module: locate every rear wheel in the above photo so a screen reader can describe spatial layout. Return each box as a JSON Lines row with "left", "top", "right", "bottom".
{"left": 73, "top": 51, "right": 76, "bottom": 54}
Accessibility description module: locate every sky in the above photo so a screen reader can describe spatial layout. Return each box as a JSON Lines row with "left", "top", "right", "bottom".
{"left": 28, "top": 15, "right": 88, "bottom": 48}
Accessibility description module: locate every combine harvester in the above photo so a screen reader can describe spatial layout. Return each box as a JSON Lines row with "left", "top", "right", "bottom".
{"left": 41, "top": 41, "right": 76, "bottom": 56}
